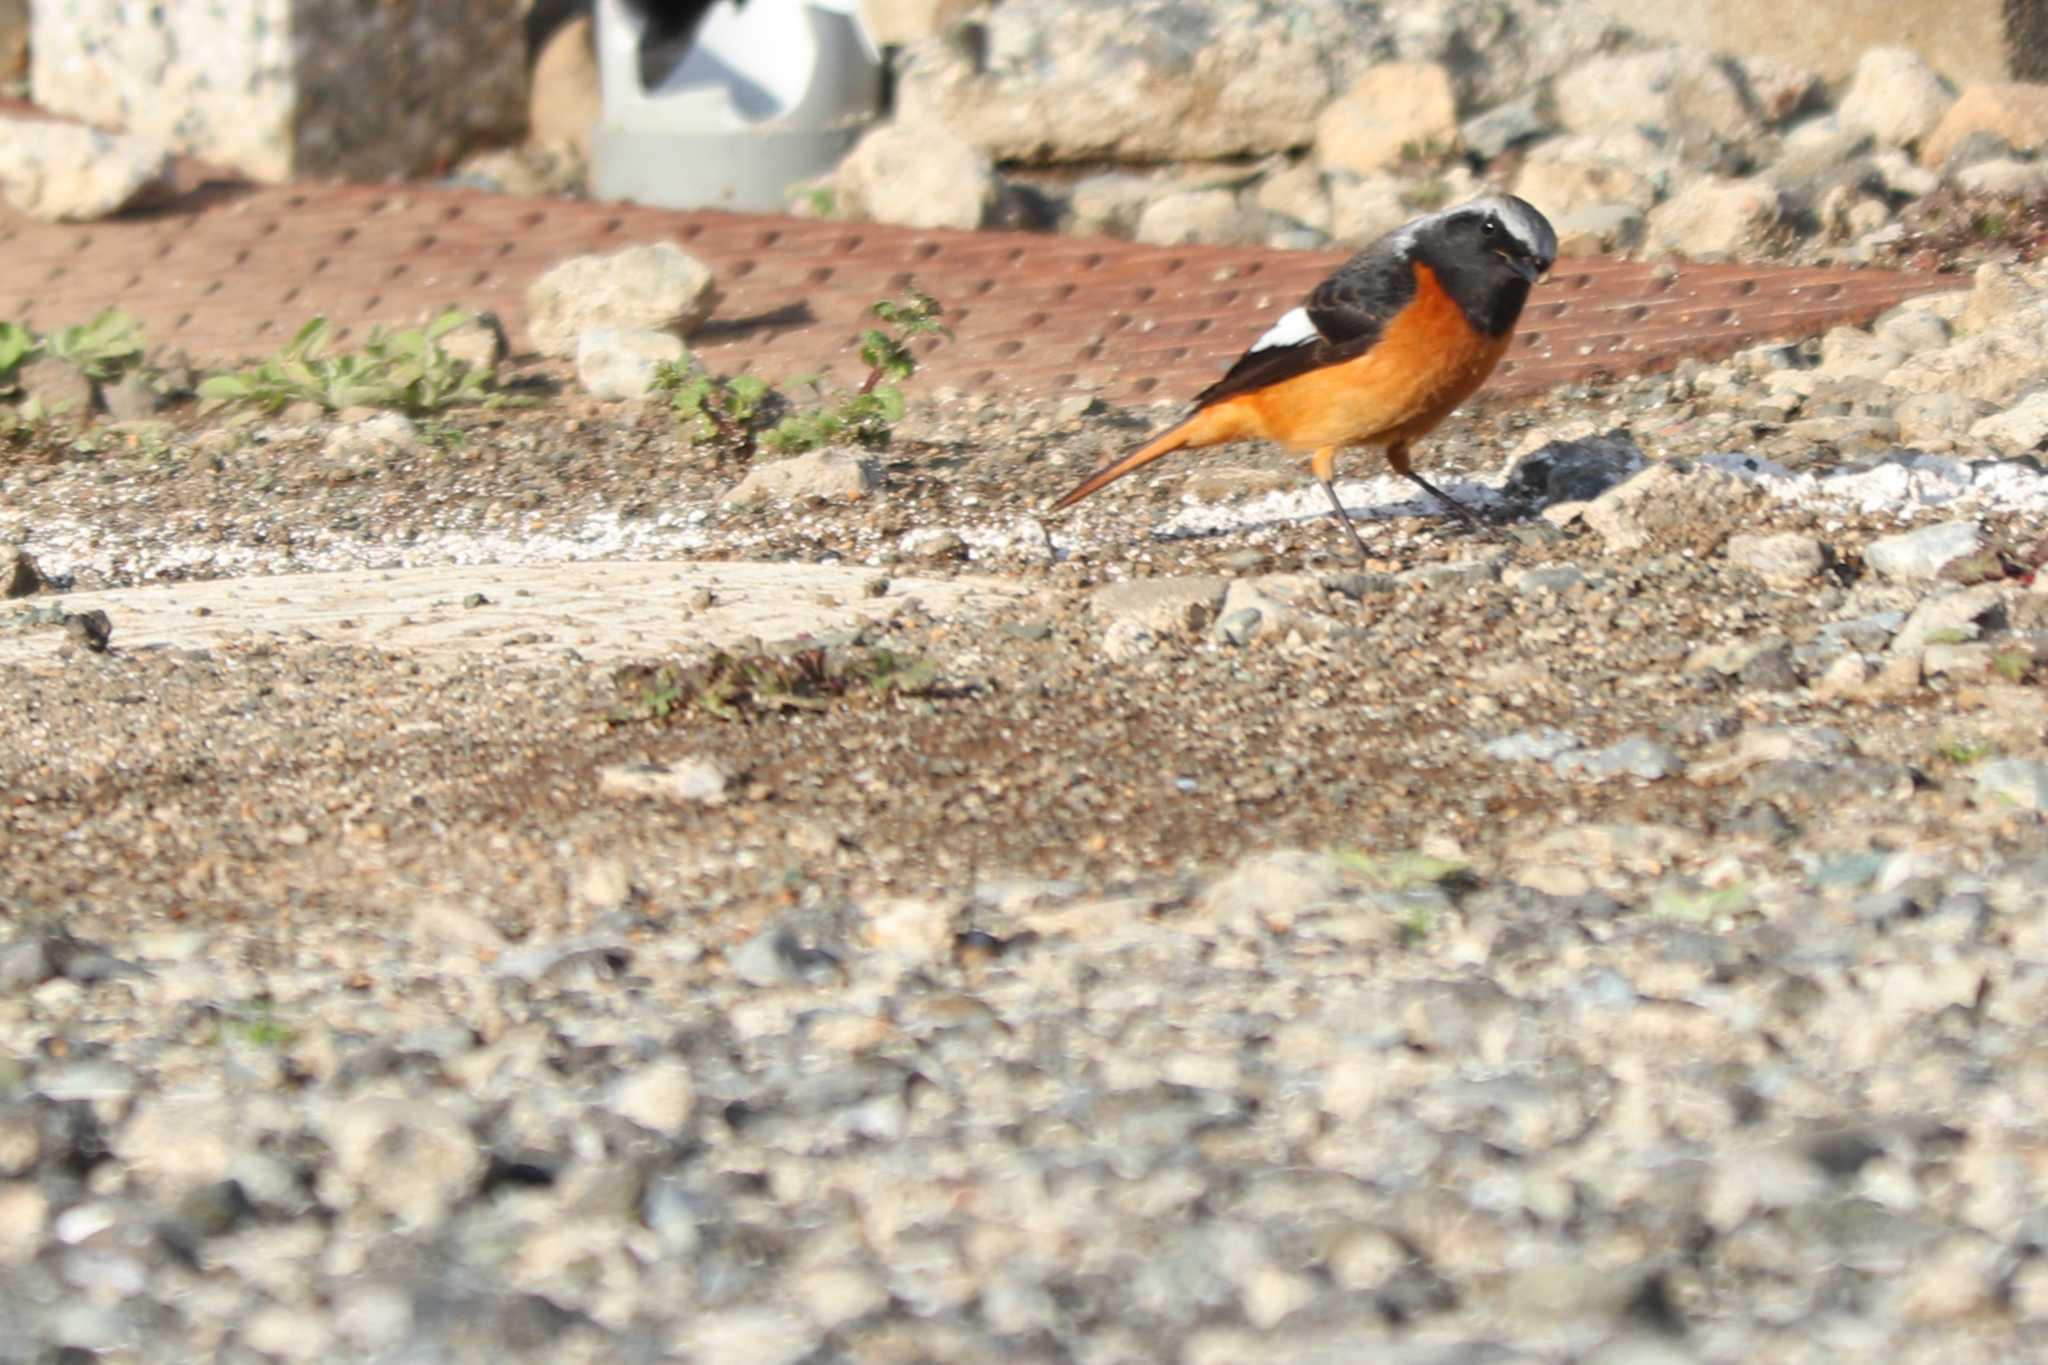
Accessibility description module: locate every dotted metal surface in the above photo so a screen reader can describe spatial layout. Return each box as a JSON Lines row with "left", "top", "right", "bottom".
{"left": 0, "top": 177, "right": 1954, "bottom": 408}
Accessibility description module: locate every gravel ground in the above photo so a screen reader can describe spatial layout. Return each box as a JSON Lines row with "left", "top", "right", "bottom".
{"left": 8, "top": 264, "right": 2048, "bottom": 1361}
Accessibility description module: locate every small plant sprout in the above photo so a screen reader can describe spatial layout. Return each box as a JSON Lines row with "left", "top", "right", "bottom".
{"left": 196, "top": 309, "right": 500, "bottom": 416}
{"left": 47, "top": 308, "right": 148, "bottom": 382}
{"left": 0, "top": 308, "right": 151, "bottom": 401}
{"left": 609, "top": 644, "right": 941, "bottom": 725}
{"left": 656, "top": 287, "right": 950, "bottom": 459}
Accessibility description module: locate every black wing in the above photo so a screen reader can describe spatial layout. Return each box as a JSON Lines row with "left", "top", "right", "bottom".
{"left": 1190, "top": 243, "right": 1418, "bottom": 409}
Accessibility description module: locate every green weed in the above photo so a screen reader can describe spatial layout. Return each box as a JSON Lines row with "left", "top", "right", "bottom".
{"left": 0, "top": 307, "right": 150, "bottom": 406}
{"left": 196, "top": 309, "right": 500, "bottom": 416}
{"left": 1933, "top": 736, "right": 1997, "bottom": 765}
{"left": 655, "top": 288, "right": 949, "bottom": 460}
{"left": 610, "top": 644, "right": 940, "bottom": 724}
{"left": 46, "top": 308, "right": 147, "bottom": 381}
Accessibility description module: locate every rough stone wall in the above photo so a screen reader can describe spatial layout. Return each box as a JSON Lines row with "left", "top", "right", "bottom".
{"left": 29, "top": 0, "right": 527, "bottom": 183}
{"left": 1580, "top": 0, "right": 2012, "bottom": 85}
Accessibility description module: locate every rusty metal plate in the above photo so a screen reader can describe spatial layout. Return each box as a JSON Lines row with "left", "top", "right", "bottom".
{"left": 0, "top": 176, "right": 1954, "bottom": 408}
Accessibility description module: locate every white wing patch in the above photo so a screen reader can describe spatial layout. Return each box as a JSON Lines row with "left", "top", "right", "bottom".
{"left": 1247, "top": 306, "right": 1319, "bottom": 354}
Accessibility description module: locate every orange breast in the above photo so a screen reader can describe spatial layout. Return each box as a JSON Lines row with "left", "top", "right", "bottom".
{"left": 1228, "top": 264, "right": 1513, "bottom": 453}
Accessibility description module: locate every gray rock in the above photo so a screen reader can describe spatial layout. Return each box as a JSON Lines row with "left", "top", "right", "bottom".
{"left": 13, "top": 357, "right": 94, "bottom": 418}
{"left": 0, "top": 117, "right": 170, "bottom": 221}
{"left": 610, "top": 1058, "right": 696, "bottom": 1138}
{"left": 115, "top": 1097, "right": 240, "bottom": 1195}
{"left": 679, "top": 1305, "right": 820, "bottom": 1365}
{"left": 0, "top": 1107, "right": 38, "bottom": 1180}
{"left": 1727, "top": 532, "right": 1826, "bottom": 586}
{"left": 1890, "top": 583, "right": 2007, "bottom": 656}
{"left": 1515, "top": 564, "right": 1588, "bottom": 595}
{"left": 1134, "top": 187, "right": 1252, "bottom": 246}
{"left": 1396, "top": 556, "right": 1502, "bottom": 591}
{"left": 1817, "top": 612, "right": 1906, "bottom": 652}
{"left": 1971, "top": 391, "right": 2048, "bottom": 454}
{"left": 1552, "top": 201, "right": 1647, "bottom": 255}
{"left": 1583, "top": 461, "right": 1754, "bottom": 553}
{"left": 838, "top": 121, "right": 1004, "bottom": 231}
{"left": 1503, "top": 430, "right": 1646, "bottom": 504}
{"left": 1836, "top": 48, "right": 1955, "bottom": 150}
{"left": 1555, "top": 736, "right": 1686, "bottom": 782}
{"left": 1874, "top": 307, "right": 1953, "bottom": 357}
{"left": 1952, "top": 157, "right": 2048, "bottom": 200}
{"left": 1897, "top": 391, "right": 1995, "bottom": 445}
{"left": 322, "top": 1098, "right": 481, "bottom": 1230}
{"left": 1101, "top": 617, "right": 1160, "bottom": 662}
{"left": 434, "top": 311, "right": 510, "bottom": 375}
{"left": 574, "top": 326, "right": 685, "bottom": 401}
{"left": 1816, "top": 326, "right": 1907, "bottom": 382}
{"left": 1921, "top": 80, "right": 2048, "bottom": 169}
{"left": 730, "top": 924, "right": 842, "bottom": 987}
{"left": 1960, "top": 260, "right": 2032, "bottom": 335}
{"left": 1736, "top": 53, "right": 1824, "bottom": 125}
{"left": 1940, "top": 129, "right": 2021, "bottom": 173}
{"left": 1867, "top": 153, "right": 1938, "bottom": 205}
{"left": 1485, "top": 729, "right": 1584, "bottom": 763}
{"left": 722, "top": 449, "right": 886, "bottom": 507}
{"left": 1765, "top": 117, "right": 1875, "bottom": 194}
{"left": 1196, "top": 849, "right": 1344, "bottom": 934}
{"left": 1973, "top": 758, "right": 2048, "bottom": 811}
{"left": 1923, "top": 641, "right": 1995, "bottom": 677}
{"left": 525, "top": 241, "right": 719, "bottom": 359}
{"left": 1783, "top": 412, "right": 1899, "bottom": 453}
{"left": 1325, "top": 172, "right": 1412, "bottom": 244}
{"left": 409, "top": 901, "right": 505, "bottom": 954}
{"left": 1065, "top": 171, "right": 1167, "bottom": 237}
{"left": 1554, "top": 46, "right": 1762, "bottom": 153}
{"left": 1214, "top": 606, "right": 1263, "bottom": 646}
{"left": 1512, "top": 131, "right": 1666, "bottom": 215}
{"left": 33, "top": 1059, "right": 137, "bottom": 1104}
{"left": 62, "top": 608, "right": 111, "bottom": 653}
{"left": 1088, "top": 576, "right": 1229, "bottom": 635}
{"left": 0, "top": 1181, "right": 47, "bottom": 1267}
{"left": 322, "top": 411, "right": 419, "bottom": 462}
{"left": 1646, "top": 177, "right": 1785, "bottom": 260}
{"left": 1864, "top": 521, "right": 1983, "bottom": 582}
{"left": 242, "top": 1304, "right": 336, "bottom": 1360}
{"left": 0, "top": 927, "right": 123, "bottom": 991}
{"left": 1213, "top": 576, "right": 1318, "bottom": 643}
{"left": 3, "top": 548, "right": 41, "bottom": 599}
{"left": 1252, "top": 160, "right": 1332, "bottom": 234}
{"left": 598, "top": 756, "right": 730, "bottom": 805}
{"left": 97, "top": 371, "right": 162, "bottom": 421}
{"left": 1315, "top": 62, "right": 1459, "bottom": 175}
{"left": 1460, "top": 93, "right": 1550, "bottom": 160}
{"left": 1738, "top": 643, "right": 1803, "bottom": 691}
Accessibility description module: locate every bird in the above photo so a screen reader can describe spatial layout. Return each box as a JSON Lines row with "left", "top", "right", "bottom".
{"left": 1050, "top": 192, "right": 1558, "bottom": 559}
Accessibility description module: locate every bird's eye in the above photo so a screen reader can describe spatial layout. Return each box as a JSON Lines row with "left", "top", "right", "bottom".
{"left": 1483, "top": 214, "right": 1501, "bottom": 237}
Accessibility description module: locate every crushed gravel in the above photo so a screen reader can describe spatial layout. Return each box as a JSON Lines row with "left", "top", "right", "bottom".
{"left": 6, "top": 262, "right": 2048, "bottom": 1360}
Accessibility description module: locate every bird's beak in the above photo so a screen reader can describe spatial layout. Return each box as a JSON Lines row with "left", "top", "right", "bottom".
{"left": 1501, "top": 251, "right": 1543, "bottom": 284}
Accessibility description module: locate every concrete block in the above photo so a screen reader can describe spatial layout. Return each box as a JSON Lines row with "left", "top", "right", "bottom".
{"left": 29, "top": 0, "right": 526, "bottom": 183}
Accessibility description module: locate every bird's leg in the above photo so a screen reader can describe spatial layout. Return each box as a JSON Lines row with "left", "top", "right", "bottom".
{"left": 1386, "top": 441, "right": 1493, "bottom": 534}
{"left": 1309, "top": 446, "right": 1372, "bottom": 561}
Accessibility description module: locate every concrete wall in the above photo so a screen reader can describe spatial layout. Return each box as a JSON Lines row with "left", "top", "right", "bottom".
{"left": 1582, "top": 0, "right": 2030, "bottom": 85}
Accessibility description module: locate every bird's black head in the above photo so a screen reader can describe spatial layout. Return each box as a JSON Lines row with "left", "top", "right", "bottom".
{"left": 1399, "top": 194, "right": 1558, "bottom": 336}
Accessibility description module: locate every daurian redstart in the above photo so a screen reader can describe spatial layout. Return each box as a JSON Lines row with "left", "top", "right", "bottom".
{"left": 1052, "top": 193, "right": 1558, "bottom": 557}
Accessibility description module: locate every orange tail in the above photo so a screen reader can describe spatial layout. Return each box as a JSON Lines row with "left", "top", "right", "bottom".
{"left": 1050, "top": 403, "right": 1248, "bottom": 511}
